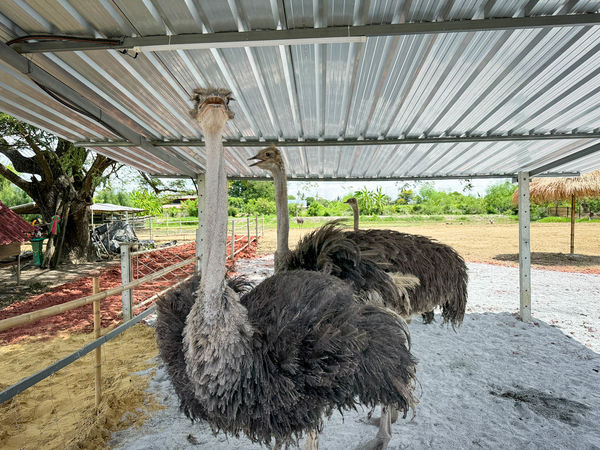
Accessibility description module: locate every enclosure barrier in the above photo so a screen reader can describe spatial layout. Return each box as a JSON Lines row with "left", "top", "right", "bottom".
{"left": 120, "top": 214, "right": 265, "bottom": 244}
{"left": 0, "top": 255, "right": 199, "bottom": 405}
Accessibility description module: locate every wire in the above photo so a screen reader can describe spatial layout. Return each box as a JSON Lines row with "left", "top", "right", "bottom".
{"left": 6, "top": 34, "right": 122, "bottom": 46}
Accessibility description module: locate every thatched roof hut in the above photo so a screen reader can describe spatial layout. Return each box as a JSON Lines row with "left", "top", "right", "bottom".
{"left": 512, "top": 170, "right": 600, "bottom": 254}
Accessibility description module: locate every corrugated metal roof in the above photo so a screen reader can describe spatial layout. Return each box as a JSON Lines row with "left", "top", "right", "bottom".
{"left": 0, "top": 201, "right": 34, "bottom": 245}
{"left": 0, "top": 0, "right": 599, "bottom": 179}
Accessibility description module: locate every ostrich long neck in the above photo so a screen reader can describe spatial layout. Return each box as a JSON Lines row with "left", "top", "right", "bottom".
{"left": 271, "top": 164, "right": 290, "bottom": 267}
{"left": 199, "top": 116, "right": 229, "bottom": 303}
{"left": 351, "top": 203, "right": 359, "bottom": 231}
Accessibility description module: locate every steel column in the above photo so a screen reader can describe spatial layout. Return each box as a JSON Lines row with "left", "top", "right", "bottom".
{"left": 517, "top": 171, "right": 532, "bottom": 323}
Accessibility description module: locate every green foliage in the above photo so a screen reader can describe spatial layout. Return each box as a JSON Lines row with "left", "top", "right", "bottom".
{"left": 94, "top": 186, "right": 131, "bottom": 206}
{"left": 228, "top": 197, "right": 246, "bottom": 210}
{"left": 288, "top": 203, "right": 302, "bottom": 216}
{"left": 252, "top": 198, "right": 276, "bottom": 215}
{"left": 129, "top": 190, "right": 162, "bottom": 215}
{"left": 228, "top": 180, "right": 274, "bottom": 202}
{"left": 181, "top": 199, "right": 198, "bottom": 217}
{"left": 228, "top": 206, "right": 240, "bottom": 217}
{"left": 484, "top": 181, "right": 517, "bottom": 214}
{"left": 0, "top": 168, "right": 31, "bottom": 206}
{"left": 412, "top": 182, "right": 486, "bottom": 215}
{"left": 307, "top": 201, "right": 326, "bottom": 216}
{"left": 164, "top": 207, "right": 180, "bottom": 217}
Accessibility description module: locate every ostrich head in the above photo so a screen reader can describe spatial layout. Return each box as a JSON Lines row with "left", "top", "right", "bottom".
{"left": 191, "top": 88, "right": 235, "bottom": 133}
{"left": 345, "top": 197, "right": 358, "bottom": 207}
{"left": 248, "top": 145, "right": 284, "bottom": 173}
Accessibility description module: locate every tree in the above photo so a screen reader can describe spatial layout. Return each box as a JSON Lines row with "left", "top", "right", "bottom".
{"left": 0, "top": 114, "right": 118, "bottom": 267}
{"left": 0, "top": 167, "right": 31, "bottom": 206}
{"left": 228, "top": 180, "right": 275, "bottom": 202}
{"left": 484, "top": 181, "right": 517, "bottom": 214}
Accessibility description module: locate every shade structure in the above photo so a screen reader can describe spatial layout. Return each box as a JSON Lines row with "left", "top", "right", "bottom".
{"left": 513, "top": 170, "right": 600, "bottom": 253}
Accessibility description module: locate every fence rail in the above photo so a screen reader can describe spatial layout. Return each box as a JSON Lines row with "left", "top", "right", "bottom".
{"left": 0, "top": 214, "right": 262, "bottom": 443}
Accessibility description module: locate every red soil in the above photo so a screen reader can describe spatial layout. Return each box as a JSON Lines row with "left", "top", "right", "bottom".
{"left": 0, "top": 237, "right": 258, "bottom": 344}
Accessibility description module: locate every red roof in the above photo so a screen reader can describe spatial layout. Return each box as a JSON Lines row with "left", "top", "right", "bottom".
{"left": 0, "top": 201, "right": 34, "bottom": 245}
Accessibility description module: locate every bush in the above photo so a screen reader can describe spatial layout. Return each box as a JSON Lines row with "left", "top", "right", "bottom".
{"left": 228, "top": 206, "right": 240, "bottom": 217}
{"left": 178, "top": 199, "right": 197, "bottom": 217}
{"left": 307, "top": 201, "right": 326, "bottom": 216}
{"left": 288, "top": 203, "right": 302, "bottom": 217}
{"left": 253, "top": 198, "right": 276, "bottom": 215}
{"left": 228, "top": 197, "right": 246, "bottom": 210}
{"left": 129, "top": 190, "right": 162, "bottom": 216}
{"left": 165, "top": 207, "right": 180, "bottom": 217}
{"left": 484, "top": 181, "right": 517, "bottom": 214}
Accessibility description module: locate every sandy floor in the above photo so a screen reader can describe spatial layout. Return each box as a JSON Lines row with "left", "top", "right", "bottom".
{"left": 259, "top": 222, "right": 600, "bottom": 272}
{"left": 109, "top": 256, "right": 600, "bottom": 450}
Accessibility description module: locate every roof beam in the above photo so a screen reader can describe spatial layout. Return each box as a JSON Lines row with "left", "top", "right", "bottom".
{"left": 74, "top": 133, "right": 600, "bottom": 148}
{"left": 529, "top": 142, "right": 600, "bottom": 176}
{"left": 0, "top": 41, "right": 195, "bottom": 176}
{"left": 152, "top": 172, "right": 580, "bottom": 181}
{"left": 12, "top": 14, "right": 600, "bottom": 53}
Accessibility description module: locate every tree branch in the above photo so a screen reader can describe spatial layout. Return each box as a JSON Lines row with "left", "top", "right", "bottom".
{"left": 0, "top": 162, "right": 32, "bottom": 194}
{"left": 20, "top": 129, "right": 53, "bottom": 183}
{"left": 0, "top": 139, "right": 41, "bottom": 175}
{"left": 138, "top": 171, "right": 185, "bottom": 195}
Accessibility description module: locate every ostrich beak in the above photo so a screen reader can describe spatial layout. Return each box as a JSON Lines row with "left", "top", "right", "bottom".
{"left": 248, "top": 154, "right": 265, "bottom": 167}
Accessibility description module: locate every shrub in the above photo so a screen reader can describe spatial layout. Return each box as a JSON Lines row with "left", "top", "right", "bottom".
{"left": 180, "top": 199, "right": 198, "bottom": 217}
{"left": 228, "top": 206, "right": 240, "bottom": 217}
{"left": 253, "top": 198, "right": 276, "bottom": 215}
{"left": 307, "top": 201, "right": 326, "bottom": 216}
{"left": 129, "top": 190, "right": 162, "bottom": 216}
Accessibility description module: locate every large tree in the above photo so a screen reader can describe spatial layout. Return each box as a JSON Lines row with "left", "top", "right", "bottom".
{"left": 0, "top": 113, "right": 118, "bottom": 267}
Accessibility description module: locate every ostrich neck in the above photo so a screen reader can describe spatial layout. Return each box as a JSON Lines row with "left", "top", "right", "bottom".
{"left": 271, "top": 164, "right": 290, "bottom": 270}
{"left": 351, "top": 204, "right": 359, "bottom": 231}
{"left": 199, "top": 118, "right": 229, "bottom": 300}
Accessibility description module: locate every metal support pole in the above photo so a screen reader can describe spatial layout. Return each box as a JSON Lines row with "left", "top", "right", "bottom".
{"left": 231, "top": 221, "right": 235, "bottom": 259}
{"left": 518, "top": 171, "right": 532, "bottom": 323}
{"left": 196, "top": 174, "right": 206, "bottom": 273}
{"left": 149, "top": 216, "right": 153, "bottom": 241}
{"left": 119, "top": 243, "right": 133, "bottom": 321}
{"left": 247, "top": 217, "right": 250, "bottom": 248}
{"left": 255, "top": 215, "right": 259, "bottom": 242}
{"left": 92, "top": 277, "right": 101, "bottom": 408}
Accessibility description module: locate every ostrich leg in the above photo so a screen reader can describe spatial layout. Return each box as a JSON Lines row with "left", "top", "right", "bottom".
{"left": 305, "top": 430, "right": 319, "bottom": 449}
{"left": 357, "top": 405, "right": 392, "bottom": 450}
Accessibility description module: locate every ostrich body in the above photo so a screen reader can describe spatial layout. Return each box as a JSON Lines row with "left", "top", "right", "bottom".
{"left": 156, "top": 91, "right": 417, "bottom": 448}
{"left": 249, "top": 147, "right": 420, "bottom": 444}
{"left": 296, "top": 209, "right": 305, "bottom": 227}
{"left": 345, "top": 197, "right": 468, "bottom": 326}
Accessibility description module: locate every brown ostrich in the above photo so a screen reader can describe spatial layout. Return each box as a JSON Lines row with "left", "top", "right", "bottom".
{"left": 345, "top": 197, "right": 468, "bottom": 326}
{"left": 156, "top": 91, "right": 418, "bottom": 450}
{"left": 295, "top": 209, "right": 305, "bottom": 227}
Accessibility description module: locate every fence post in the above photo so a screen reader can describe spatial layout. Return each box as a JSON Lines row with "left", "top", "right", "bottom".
{"left": 247, "top": 217, "right": 250, "bottom": 248}
{"left": 179, "top": 215, "right": 182, "bottom": 236}
{"left": 120, "top": 243, "right": 133, "bottom": 321}
{"left": 262, "top": 214, "right": 264, "bottom": 236}
{"left": 149, "top": 216, "right": 153, "bottom": 241}
{"left": 166, "top": 213, "right": 169, "bottom": 237}
{"left": 230, "top": 220, "right": 235, "bottom": 259}
{"left": 92, "top": 277, "right": 102, "bottom": 408}
{"left": 255, "top": 215, "right": 259, "bottom": 242}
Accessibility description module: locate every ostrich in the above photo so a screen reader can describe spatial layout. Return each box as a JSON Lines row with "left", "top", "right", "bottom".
{"left": 156, "top": 90, "right": 418, "bottom": 449}
{"left": 295, "top": 209, "right": 305, "bottom": 227}
{"left": 344, "top": 197, "right": 468, "bottom": 326}
{"left": 249, "top": 146, "right": 419, "bottom": 429}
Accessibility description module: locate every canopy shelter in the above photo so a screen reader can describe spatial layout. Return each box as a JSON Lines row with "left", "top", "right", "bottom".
{"left": 512, "top": 170, "right": 600, "bottom": 254}
{"left": 89, "top": 203, "right": 144, "bottom": 214}
{"left": 1, "top": 0, "right": 600, "bottom": 321}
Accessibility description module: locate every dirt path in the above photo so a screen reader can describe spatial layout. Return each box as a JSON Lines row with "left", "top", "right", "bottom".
{"left": 258, "top": 222, "right": 600, "bottom": 273}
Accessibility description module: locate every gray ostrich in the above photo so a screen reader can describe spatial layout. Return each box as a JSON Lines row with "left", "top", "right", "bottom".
{"left": 249, "top": 146, "right": 419, "bottom": 432}
{"left": 156, "top": 90, "right": 418, "bottom": 450}
{"left": 344, "top": 197, "right": 468, "bottom": 326}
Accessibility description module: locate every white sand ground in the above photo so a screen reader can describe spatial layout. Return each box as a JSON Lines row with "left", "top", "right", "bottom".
{"left": 110, "top": 258, "right": 600, "bottom": 450}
